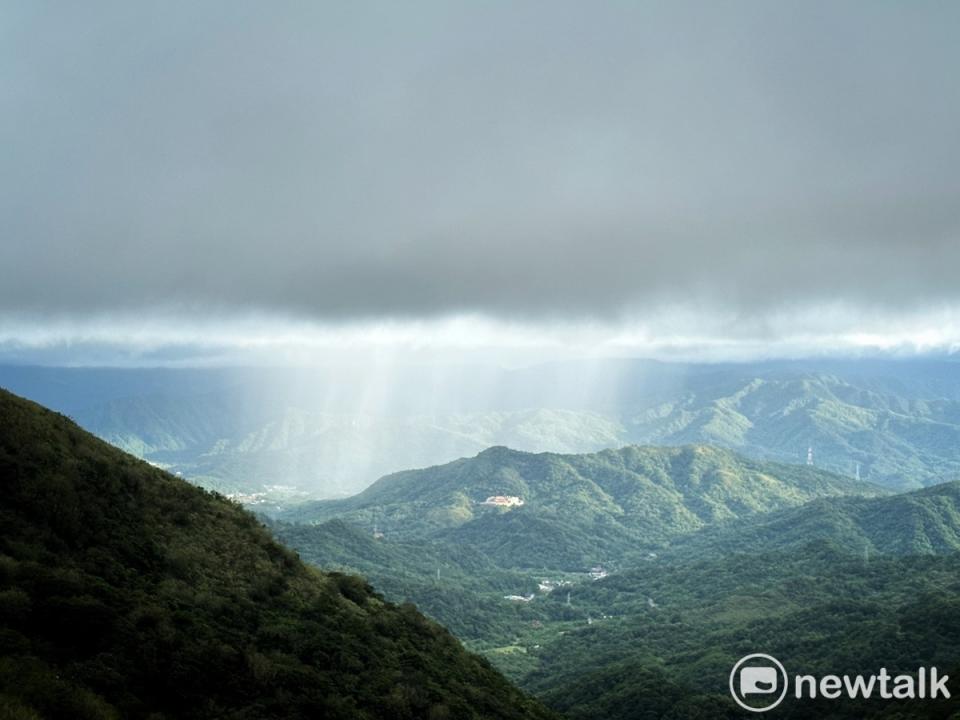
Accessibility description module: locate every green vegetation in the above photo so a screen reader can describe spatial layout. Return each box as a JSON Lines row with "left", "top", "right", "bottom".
{"left": 283, "top": 506, "right": 960, "bottom": 719}
{"left": 663, "top": 480, "right": 960, "bottom": 561}
{"left": 271, "top": 519, "right": 549, "bottom": 643}
{"left": 277, "top": 448, "right": 960, "bottom": 719}
{"left": 283, "top": 444, "right": 883, "bottom": 568}
{"left": 0, "top": 389, "right": 557, "bottom": 720}
{"left": 525, "top": 543, "right": 960, "bottom": 719}
{"left": 5, "top": 366, "right": 960, "bottom": 719}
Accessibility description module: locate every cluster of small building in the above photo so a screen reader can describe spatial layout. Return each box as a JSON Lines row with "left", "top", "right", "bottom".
{"left": 504, "top": 570, "right": 607, "bottom": 604}
{"left": 226, "top": 485, "right": 307, "bottom": 507}
{"left": 480, "top": 495, "right": 525, "bottom": 507}
{"left": 537, "top": 579, "right": 572, "bottom": 594}
{"left": 588, "top": 565, "right": 608, "bottom": 581}
{"left": 226, "top": 491, "right": 268, "bottom": 505}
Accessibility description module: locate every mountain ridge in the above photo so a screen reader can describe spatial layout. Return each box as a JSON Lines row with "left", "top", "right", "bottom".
{"left": 0, "top": 388, "right": 557, "bottom": 720}
{"left": 283, "top": 443, "right": 886, "bottom": 569}
{"left": 664, "top": 478, "right": 960, "bottom": 560}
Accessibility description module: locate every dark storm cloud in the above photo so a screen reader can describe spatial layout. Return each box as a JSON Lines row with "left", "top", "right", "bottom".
{"left": 2, "top": 0, "right": 959, "bottom": 321}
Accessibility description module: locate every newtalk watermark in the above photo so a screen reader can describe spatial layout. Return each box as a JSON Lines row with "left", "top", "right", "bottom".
{"left": 729, "top": 653, "right": 951, "bottom": 713}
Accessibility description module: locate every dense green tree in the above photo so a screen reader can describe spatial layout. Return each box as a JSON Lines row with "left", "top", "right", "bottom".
{"left": 0, "top": 389, "right": 557, "bottom": 720}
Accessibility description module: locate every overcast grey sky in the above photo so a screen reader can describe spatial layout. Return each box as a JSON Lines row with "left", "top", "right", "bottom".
{"left": 2, "top": 1, "right": 959, "bottom": 361}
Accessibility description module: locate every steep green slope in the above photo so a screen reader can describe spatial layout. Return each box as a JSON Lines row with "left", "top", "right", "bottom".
{"left": 284, "top": 444, "right": 884, "bottom": 568}
{"left": 0, "top": 389, "right": 557, "bottom": 720}
{"left": 272, "top": 519, "right": 550, "bottom": 643}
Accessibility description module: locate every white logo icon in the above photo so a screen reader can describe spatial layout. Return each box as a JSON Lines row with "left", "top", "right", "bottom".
{"left": 741, "top": 666, "right": 778, "bottom": 695}
{"left": 730, "top": 654, "right": 788, "bottom": 712}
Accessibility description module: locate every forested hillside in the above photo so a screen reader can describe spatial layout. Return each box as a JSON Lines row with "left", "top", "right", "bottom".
{"left": 526, "top": 543, "right": 960, "bottom": 719}
{"left": 284, "top": 444, "right": 883, "bottom": 568}
{"left": 664, "top": 480, "right": 960, "bottom": 560}
{"left": 278, "top": 463, "right": 960, "bottom": 719}
{"left": 0, "top": 389, "right": 557, "bottom": 720}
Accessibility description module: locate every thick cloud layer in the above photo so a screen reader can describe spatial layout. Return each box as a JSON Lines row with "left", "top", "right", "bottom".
{"left": 2, "top": 1, "right": 959, "bottom": 322}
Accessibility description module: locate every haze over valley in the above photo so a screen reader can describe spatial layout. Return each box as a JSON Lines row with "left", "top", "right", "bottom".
{"left": 4, "top": 358, "right": 960, "bottom": 507}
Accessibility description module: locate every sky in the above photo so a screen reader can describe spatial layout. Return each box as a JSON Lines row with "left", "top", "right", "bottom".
{"left": 2, "top": 1, "right": 959, "bottom": 365}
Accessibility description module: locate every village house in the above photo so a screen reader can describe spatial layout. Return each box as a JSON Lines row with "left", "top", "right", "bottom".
{"left": 480, "top": 495, "right": 525, "bottom": 507}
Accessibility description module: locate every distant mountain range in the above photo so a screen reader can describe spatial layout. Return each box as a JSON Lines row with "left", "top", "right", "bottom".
{"left": 0, "top": 389, "right": 557, "bottom": 720}
{"left": 624, "top": 366, "right": 960, "bottom": 490}
{"left": 3, "top": 359, "right": 960, "bottom": 501}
